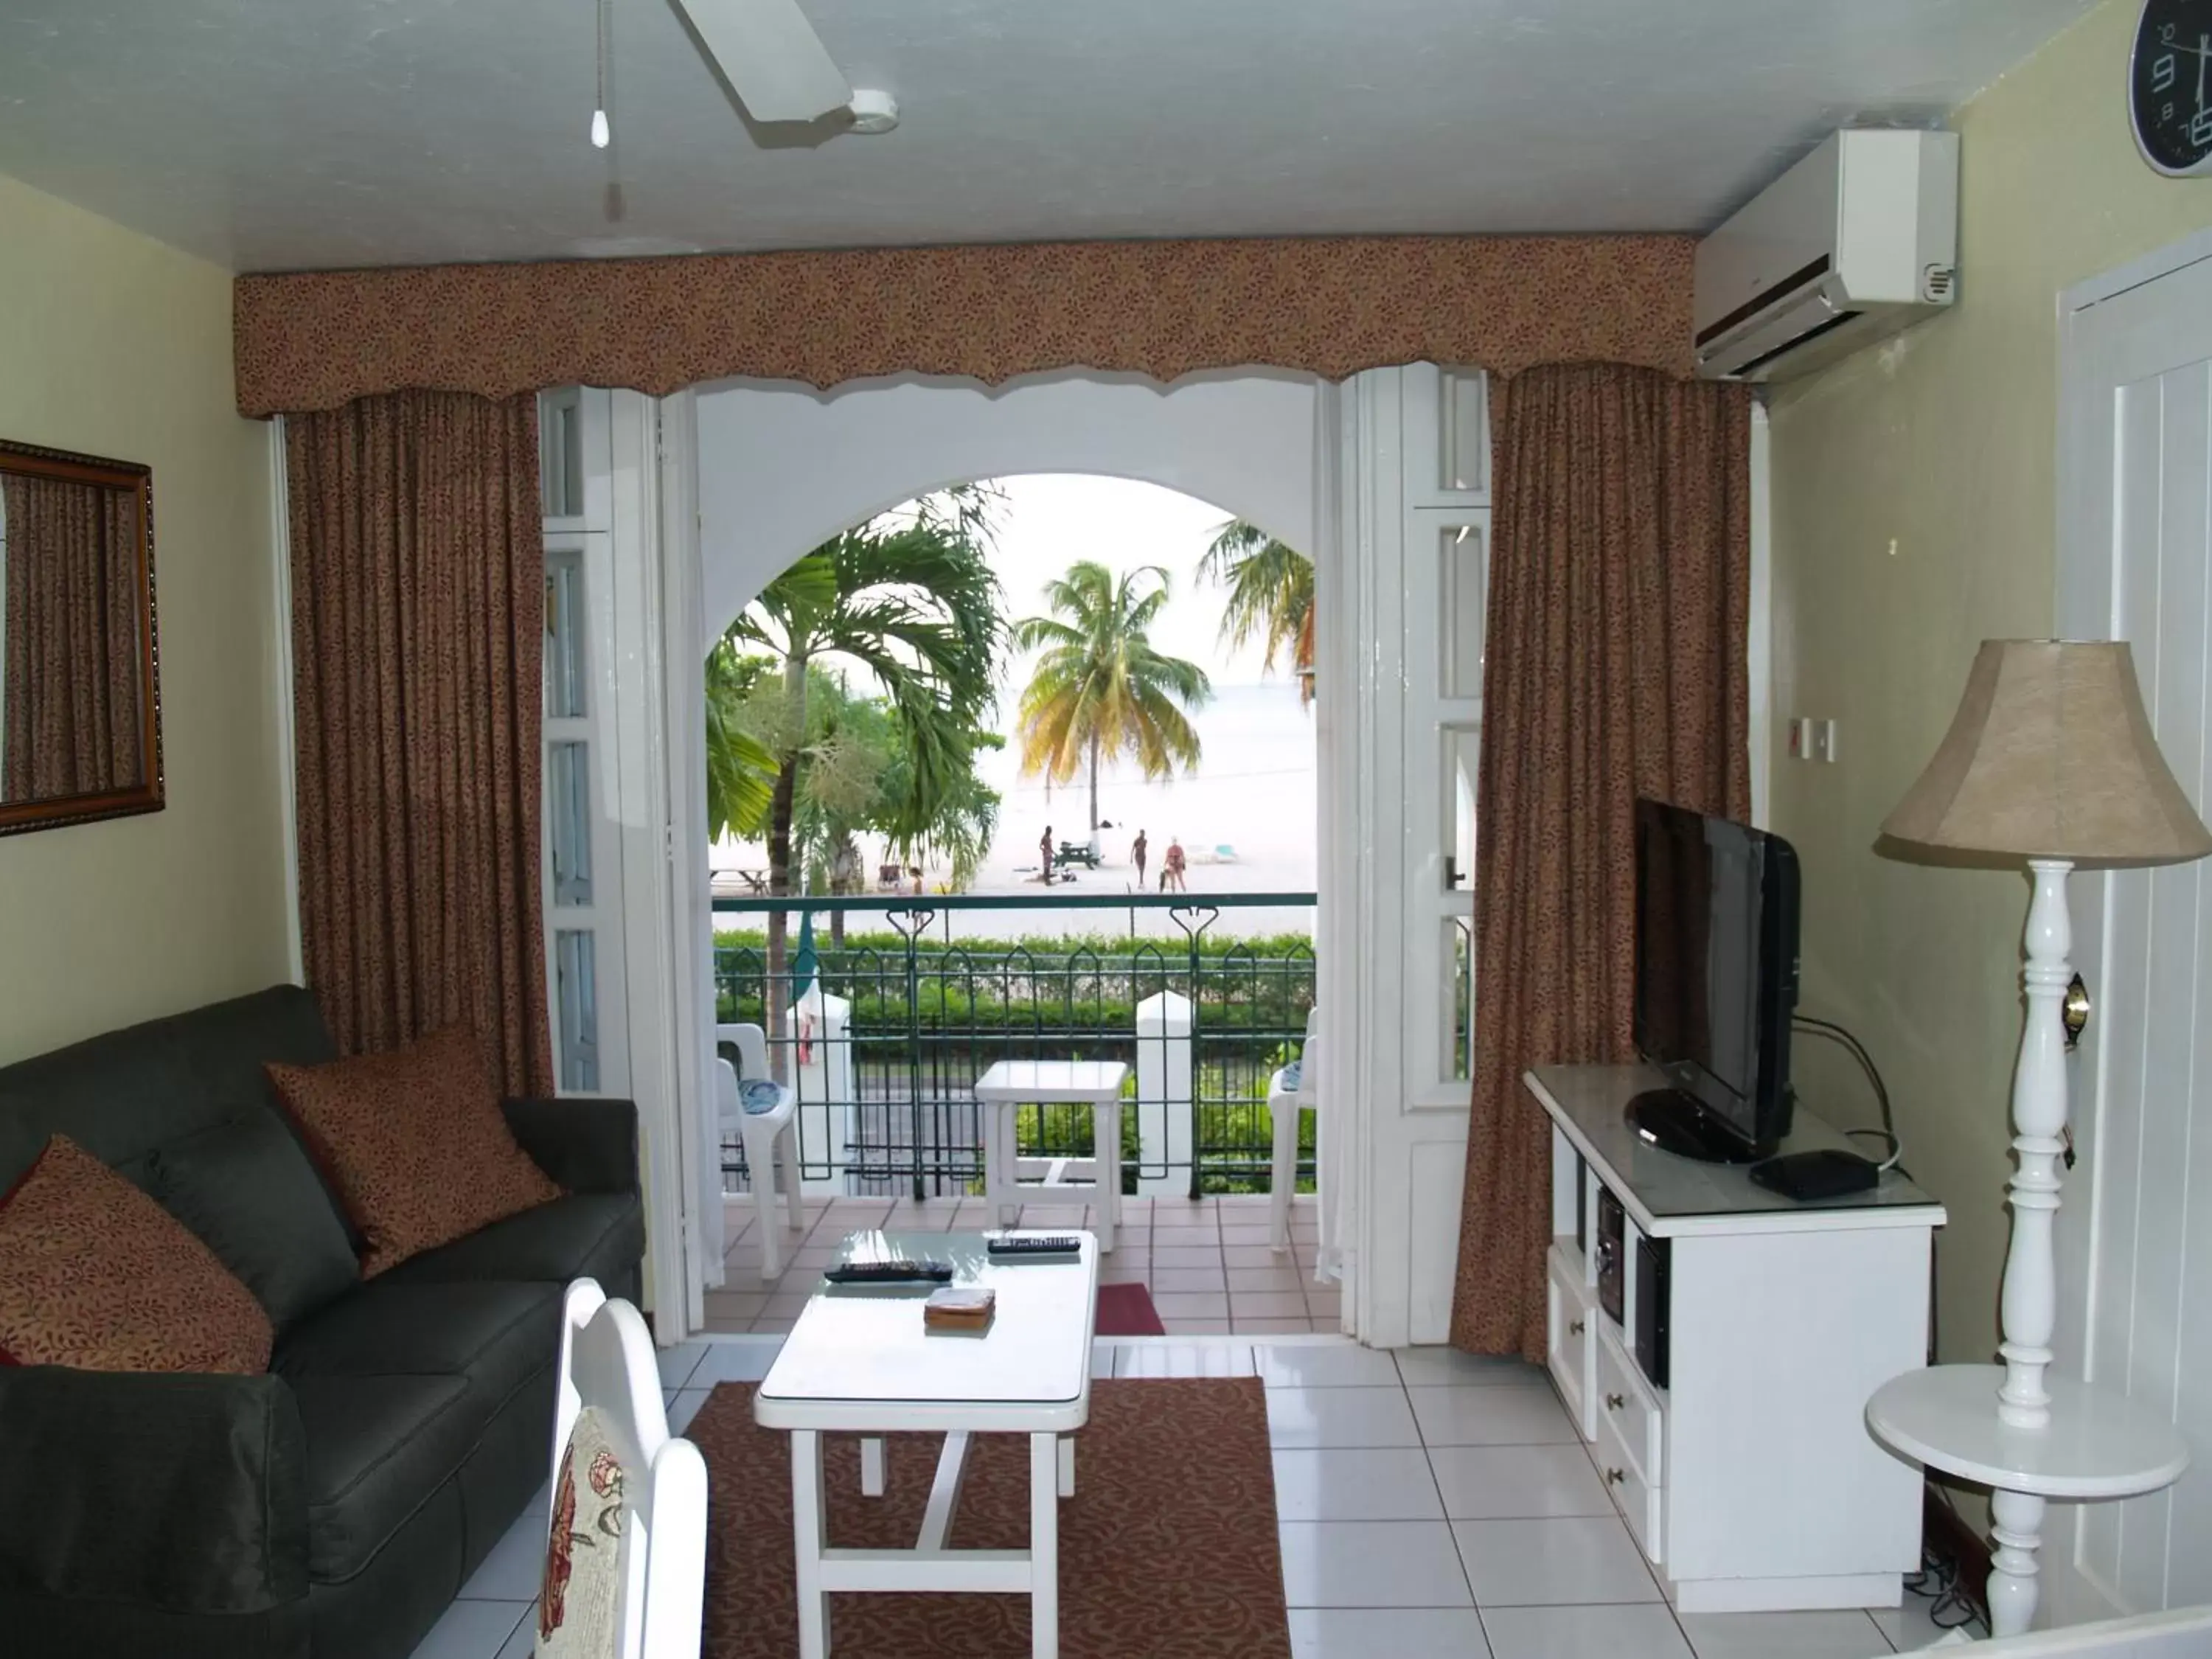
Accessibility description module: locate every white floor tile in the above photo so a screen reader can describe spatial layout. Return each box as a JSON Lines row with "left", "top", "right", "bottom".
{"left": 1265, "top": 1385, "right": 1423, "bottom": 1448}
{"left": 1114, "top": 1340, "right": 1256, "bottom": 1378}
{"left": 1397, "top": 1348, "right": 1551, "bottom": 1388}
{"left": 1290, "top": 1607, "right": 1494, "bottom": 1658}
{"left": 408, "top": 1597, "right": 531, "bottom": 1659}
{"left": 667, "top": 1388, "right": 712, "bottom": 1434}
{"left": 1273, "top": 1449, "right": 1447, "bottom": 1521}
{"left": 1259, "top": 1343, "right": 1403, "bottom": 1388}
{"left": 1679, "top": 1610, "right": 1894, "bottom": 1659}
{"left": 1452, "top": 1516, "right": 1662, "bottom": 1607}
{"left": 690, "top": 1337, "right": 782, "bottom": 1385}
{"left": 1427, "top": 1444, "right": 1613, "bottom": 1519}
{"left": 493, "top": 1606, "right": 538, "bottom": 1659}
{"left": 1408, "top": 1384, "right": 1579, "bottom": 1446}
{"left": 1481, "top": 1604, "right": 1694, "bottom": 1659}
{"left": 1278, "top": 1520, "right": 1474, "bottom": 1608}
{"left": 654, "top": 1339, "right": 706, "bottom": 1390}
{"left": 1869, "top": 1593, "right": 1980, "bottom": 1649}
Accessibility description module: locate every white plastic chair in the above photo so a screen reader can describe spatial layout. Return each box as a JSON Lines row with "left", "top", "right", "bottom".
{"left": 717, "top": 1023, "right": 802, "bottom": 1280}
{"left": 542, "top": 1278, "right": 707, "bottom": 1659}
{"left": 1269, "top": 1008, "right": 1322, "bottom": 1253}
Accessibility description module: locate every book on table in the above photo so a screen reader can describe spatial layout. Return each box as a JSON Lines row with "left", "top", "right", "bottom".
{"left": 923, "top": 1287, "right": 996, "bottom": 1331}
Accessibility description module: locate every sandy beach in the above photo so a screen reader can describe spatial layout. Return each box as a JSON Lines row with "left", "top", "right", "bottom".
{"left": 712, "top": 681, "right": 1317, "bottom": 941}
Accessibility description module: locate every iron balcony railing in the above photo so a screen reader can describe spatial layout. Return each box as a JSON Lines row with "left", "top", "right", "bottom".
{"left": 711, "top": 891, "right": 1318, "bottom": 1200}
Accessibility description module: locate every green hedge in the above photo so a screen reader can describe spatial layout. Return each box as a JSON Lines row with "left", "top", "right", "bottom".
{"left": 712, "top": 930, "right": 1315, "bottom": 1040}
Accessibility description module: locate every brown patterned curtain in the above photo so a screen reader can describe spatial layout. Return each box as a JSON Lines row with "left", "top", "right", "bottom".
{"left": 285, "top": 389, "right": 554, "bottom": 1098}
{"left": 1450, "top": 364, "right": 1752, "bottom": 1360}
{"left": 1, "top": 473, "right": 143, "bottom": 802}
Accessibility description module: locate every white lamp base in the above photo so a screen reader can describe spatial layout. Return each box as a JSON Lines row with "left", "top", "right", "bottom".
{"left": 1864, "top": 860, "right": 2191, "bottom": 1638}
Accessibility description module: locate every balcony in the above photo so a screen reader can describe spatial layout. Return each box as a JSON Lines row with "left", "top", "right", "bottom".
{"left": 706, "top": 891, "right": 1325, "bottom": 1333}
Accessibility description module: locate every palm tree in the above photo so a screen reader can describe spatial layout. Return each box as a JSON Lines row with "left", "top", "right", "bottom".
{"left": 1197, "top": 518, "right": 1315, "bottom": 704}
{"left": 703, "top": 641, "right": 777, "bottom": 842}
{"left": 1013, "top": 561, "right": 1211, "bottom": 832}
{"left": 721, "top": 509, "right": 1003, "bottom": 1038}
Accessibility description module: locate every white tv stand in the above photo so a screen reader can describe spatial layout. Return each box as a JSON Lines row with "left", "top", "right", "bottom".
{"left": 1531, "top": 1064, "right": 1947, "bottom": 1614}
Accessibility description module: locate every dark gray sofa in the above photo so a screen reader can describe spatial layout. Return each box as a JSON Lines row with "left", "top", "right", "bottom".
{"left": 0, "top": 985, "right": 647, "bottom": 1659}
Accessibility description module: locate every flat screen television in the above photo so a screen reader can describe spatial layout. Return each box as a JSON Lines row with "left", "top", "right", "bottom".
{"left": 1630, "top": 799, "right": 1801, "bottom": 1163}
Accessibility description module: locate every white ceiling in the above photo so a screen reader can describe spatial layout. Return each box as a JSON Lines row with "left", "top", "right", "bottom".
{"left": 0, "top": 0, "right": 2093, "bottom": 274}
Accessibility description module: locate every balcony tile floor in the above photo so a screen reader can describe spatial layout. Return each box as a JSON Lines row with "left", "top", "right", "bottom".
{"left": 414, "top": 1338, "right": 1965, "bottom": 1659}
{"left": 706, "top": 1191, "right": 1334, "bottom": 1335}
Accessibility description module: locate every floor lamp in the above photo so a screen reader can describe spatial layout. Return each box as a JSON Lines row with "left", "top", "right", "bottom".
{"left": 1865, "top": 640, "right": 2206, "bottom": 1636}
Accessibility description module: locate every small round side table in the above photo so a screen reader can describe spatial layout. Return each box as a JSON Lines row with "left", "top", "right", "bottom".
{"left": 1866, "top": 1365, "right": 2188, "bottom": 1638}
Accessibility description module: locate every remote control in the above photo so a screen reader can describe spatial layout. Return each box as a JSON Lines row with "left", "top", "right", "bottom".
{"left": 987, "top": 1236, "right": 1082, "bottom": 1257}
{"left": 822, "top": 1259, "right": 953, "bottom": 1284}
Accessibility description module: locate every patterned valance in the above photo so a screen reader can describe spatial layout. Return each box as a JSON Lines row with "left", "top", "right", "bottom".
{"left": 233, "top": 234, "right": 1695, "bottom": 417}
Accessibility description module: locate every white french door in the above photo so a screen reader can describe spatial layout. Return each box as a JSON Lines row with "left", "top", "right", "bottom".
{"left": 2055, "top": 232, "right": 2212, "bottom": 1621}
{"left": 540, "top": 386, "right": 701, "bottom": 1340}
{"left": 540, "top": 388, "right": 633, "bottom": 1099}
{"left": 1329, "top": 364, "right": 1491, "bottom": 1347}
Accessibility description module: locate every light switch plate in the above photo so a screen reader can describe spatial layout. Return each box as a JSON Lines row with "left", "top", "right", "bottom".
{"left": 1812, "top": 719, "right": 1839, "bottom": 763}
{"left": 1788, "top": 717, "right": 1809, "bottom": 759}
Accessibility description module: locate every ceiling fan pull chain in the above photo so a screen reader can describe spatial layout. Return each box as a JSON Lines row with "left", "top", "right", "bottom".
{"left": 590, "top": 0, "right": 611, "bottom": 148}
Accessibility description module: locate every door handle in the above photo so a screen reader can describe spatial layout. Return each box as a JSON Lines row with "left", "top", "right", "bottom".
{"left": 1568, "top": 1318, "right": 1585, "bottom": 1337}
{"left": 1606, "top": 1392, "right": 1625, "bottom": 1411}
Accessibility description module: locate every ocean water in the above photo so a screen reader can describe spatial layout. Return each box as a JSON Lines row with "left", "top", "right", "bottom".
{"left": 713, "top": 681, "right": 1318, "bottom": 942}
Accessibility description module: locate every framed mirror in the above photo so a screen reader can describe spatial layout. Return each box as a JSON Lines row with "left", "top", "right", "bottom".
{"left": 0, "top": 438, "right": 162, "bottom": 835}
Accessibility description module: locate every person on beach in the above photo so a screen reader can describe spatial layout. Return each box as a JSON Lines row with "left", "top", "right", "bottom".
{"left": 1160, "top": 836, "right": 1187, "bottom": 892}
{"left": 1039, "top": 824, "right": 1054, "bottom": 883}
{"left": 1132, "top": 829, "right": 1150, "bottom": 890}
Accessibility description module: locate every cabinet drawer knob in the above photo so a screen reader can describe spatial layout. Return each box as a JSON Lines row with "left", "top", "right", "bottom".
{"left": 1568, "top": 1318, "right": 1585, "bottom": 1336}
{"left": 1606, "top": 1391, "right": 1626, "bottom": 1411}
{"left": 1605, "top": 1467, "right": 1625, "bottom": 1486}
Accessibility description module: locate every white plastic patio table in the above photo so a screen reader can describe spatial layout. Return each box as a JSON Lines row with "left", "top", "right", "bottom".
{"left": 973, "top": 1059, "right": 1127, "bottom": 1252}
{"left": 753, "top": 1230, "right": 1100, "bottom": 1659}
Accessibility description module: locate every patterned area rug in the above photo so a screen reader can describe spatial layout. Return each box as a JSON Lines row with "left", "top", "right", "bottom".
{"left": 689, "top": 1379, "right": 1290, "bottom": 1658}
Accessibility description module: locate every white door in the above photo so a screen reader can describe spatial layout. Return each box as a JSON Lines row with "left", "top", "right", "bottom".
{"left": 540, "top": 387, "right": 700, "bottom": 1341}
{"left": 1329, "top": 364, "right": 1491, "bottom": 1346}
{"left": 2056, "top": 234, "right": 2212, "bottom": 1620}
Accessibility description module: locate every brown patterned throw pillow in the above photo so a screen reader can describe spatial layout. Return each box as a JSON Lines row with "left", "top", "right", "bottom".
{"left": 266, "top": 1024, "right": 563, "bottom": 1278}
{"left": 0, "top": 1135, "right": 274, "bottom": 1373}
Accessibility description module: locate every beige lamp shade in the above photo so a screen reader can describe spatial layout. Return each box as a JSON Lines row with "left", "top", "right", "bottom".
{"left": 1881, "top": 640, "right": 2212, "bottom": 865}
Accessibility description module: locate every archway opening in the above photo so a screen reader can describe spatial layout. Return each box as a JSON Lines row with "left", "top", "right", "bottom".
{"left": 699, "top": 469, "right": 1325, "bottom": 1337}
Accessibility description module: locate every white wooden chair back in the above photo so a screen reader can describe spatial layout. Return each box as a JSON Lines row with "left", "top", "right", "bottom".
{"left": 545, "top": 1279, "right": 708, "bottom": 1659}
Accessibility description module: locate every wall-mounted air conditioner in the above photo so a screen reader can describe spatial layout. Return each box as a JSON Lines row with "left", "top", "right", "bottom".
{"left": 1694, "top": 128, "right": 1958, "bottom": 382}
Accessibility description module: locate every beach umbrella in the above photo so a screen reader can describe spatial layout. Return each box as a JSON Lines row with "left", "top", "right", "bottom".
{"left": 790, "top": 910, "right": 819, "bottom": 1004}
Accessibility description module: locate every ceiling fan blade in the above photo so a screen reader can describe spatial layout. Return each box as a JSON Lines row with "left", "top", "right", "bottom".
{"left": 669, "top": 0, "right": 853, "bottom": 125}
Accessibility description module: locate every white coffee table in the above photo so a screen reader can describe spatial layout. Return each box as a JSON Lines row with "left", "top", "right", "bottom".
{"left": 973, "top": 1059, "right": 1127, "bottom": 1251}
{"left": 753, "top": 1229, "right": 1100, "bottom": 1659}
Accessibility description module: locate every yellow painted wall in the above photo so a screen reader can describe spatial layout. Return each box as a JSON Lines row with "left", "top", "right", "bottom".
{"left": 1767, "top": 0, "right": 2212, "bottom": 1380}
{"left": 0, "top": 172, "right": 291, "bottom": 1062}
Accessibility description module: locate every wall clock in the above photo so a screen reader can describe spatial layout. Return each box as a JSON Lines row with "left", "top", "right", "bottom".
{"left": 2132, "top": 0, "right": 2212, "bottom": 175}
